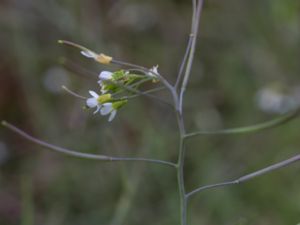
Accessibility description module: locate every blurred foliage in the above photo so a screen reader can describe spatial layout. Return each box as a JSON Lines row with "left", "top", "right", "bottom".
{"left": 0, "top": 0, "right": 300, "bottom": 225}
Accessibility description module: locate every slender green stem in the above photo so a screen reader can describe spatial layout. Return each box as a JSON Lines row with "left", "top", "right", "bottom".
{"left": 170, "top": 88, "right": 188, "bottom": 225}
{"left": 171, "top": 1, "right": 205, "bottom": 224}
{"left": 111, "top": 59, "right": 174, "bottom": 91}
{"left": 179, "top": 0, "right": 204, "bottom": 110}
{"left": 177, "top": 138, "right": 188, "bottom": 225}
{"left": 176, "top": 114, "right": 188, "bottom": 225}
{"left": 62, "top": 85, "right": 87, "bottom": 99}
{"left": 101, "top": 79, "right": 172, "bottom": 107}
{"left": 186, "top": 153, "right": 300, "bottom": 198}
{"left": 175, "top": 35, "right": 194, "bottom": 89}
{"left": 184, "top": 109, "right": 300, "bottom": 138}
{"left": 112, "top": 77, "right": 154, "bottom": 96}
{"left": 175, "top": 0, "right": 197, "bottom": 89}
{"left": 58, "top": 40, "right": 93, "bottom": 54}
{"left": 1, "top": 121, "right": 176, "bottom": 168}
{"left": 123, "top": 87, "right": 166, "bottom": 100}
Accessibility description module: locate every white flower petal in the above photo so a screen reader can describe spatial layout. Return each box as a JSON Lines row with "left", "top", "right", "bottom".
{"left": 108, "top": 110, "right": 117, "bottom": 122}
{"left": 148, "top": 65, "right": 159, "bottom": 77}
{"left": 100, "top": 103, "right": 113, "bottom": 115}
{"left": 93, "top": 105, "right": 101, "bottom": 114}
{"left": 152, "top": 65, "right": 159, "bottom": 74}
{"left": 81, "top": 50, "right": 96, "bottom": 58}
{"left": 86, "top": 98, "right": 98, "bottom": 108}
{"left": 99, "top": 71, "right": 113, "bottom": 80}
{"left": 89, "top": 90, "right": 99, "bottom": 98}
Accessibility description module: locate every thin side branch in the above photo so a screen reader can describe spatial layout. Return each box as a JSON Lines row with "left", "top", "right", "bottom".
{"left": 109, "top": 79, "right": 173, "bottom": 107}
{"left": 1, "top": 121, "right": 176, "bottom": 168}
{"left": 175, "top": 35, "right": 194, "bottom": 89}
{"left": 111, "top": 59, "right": 174, "bottom": 91}
{"left": 175, "top": 0, "right": 197, "bottom": 89}
{"left": 187, "top": 153, "right": 300, "bottom": 198}
{"left": 62, "top": 86, "right": 87, "bottom": 99}
{"left": 125, "top": 87, "right": 166, "bottom": 100}
{"left": 184, "top": 109, "right": 300, "bottom": 139}
{"left": 179, "top": 0, "right": 204, "bottom": 111}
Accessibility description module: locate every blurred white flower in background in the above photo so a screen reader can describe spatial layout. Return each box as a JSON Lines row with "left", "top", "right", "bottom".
{"left": 43, "top": 67, "right": 70, "bottom": 94}
{"left": 256, "top": 84, "right": 299, "bottom": 114}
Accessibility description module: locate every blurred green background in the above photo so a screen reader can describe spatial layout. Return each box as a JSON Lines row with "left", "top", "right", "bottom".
{"left": 0, "top": 0, "right": 300, "bottom": 225}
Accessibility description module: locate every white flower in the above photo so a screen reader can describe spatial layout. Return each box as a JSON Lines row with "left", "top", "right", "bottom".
{"left": 81, "top": 50, "right": 98, "bottom": 59}
{"left": 86, "top": 91, "right": 101, "bottom": 114}
{"left": 81, "top": 50, "right": 112, "bottom": 64}
{"left": 99, "top": 71, "right": 113, "bottom": 80}
{"left": 100, "top": 103, "right": 117, "bottom": 122}
{"left": 98, "top": 71, "right": 113, "bottom": 92}
{"left": 148, "top": 65, "right": 159, "bottom": 78}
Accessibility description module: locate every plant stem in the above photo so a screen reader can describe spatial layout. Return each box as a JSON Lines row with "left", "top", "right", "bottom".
{"left": 1, "top": 121, "right": 176, "bottom": 168}
{"left": 175, "top": 35, "right": 193, "bottom": 89}
{"left": 177, "top": 123, "right": 187, "bottom": 225}
{"left": 171, "top": 90, "right": 188, "bottom": 225}
{"left": 111, "top": 59, "right": 174, "bottom": 92}
{"left": 179, "top": 0, "right": 204, "bottom": 110}
{"left": 171, "top": 1, "right": 205, "bottom": 224}
{"left": 184, "top": 108, "right": 300, "bottom": 138}
{"left": 186, "top": 153, "right": 300, "bottom": 198}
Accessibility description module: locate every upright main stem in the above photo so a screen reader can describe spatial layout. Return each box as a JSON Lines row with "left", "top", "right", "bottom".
{"left": 171, "top": 1, "right": 204, "bottom": 224}
{"left": 172, "top": 91, "right": 188, "bottom": 225}
{"left": 177, "top": 121, "right": 187, "bottom": 225}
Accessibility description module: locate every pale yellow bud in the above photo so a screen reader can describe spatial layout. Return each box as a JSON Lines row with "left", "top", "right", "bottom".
{"left": 96, "top": 54, "right": 113, "bottom": 64}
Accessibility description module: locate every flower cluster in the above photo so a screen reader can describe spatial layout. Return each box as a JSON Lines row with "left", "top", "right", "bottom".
{"left": 85, "top": 70, "right": 132, "bottom": 122}
{"left": 85, "top": 68, "right": 159, "bottom": 122}
{"left": 58, "top": 40, "right": 160, "bottom": 122}
{"left": 84, "top": 67, "right": 160, "bottom": 121}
